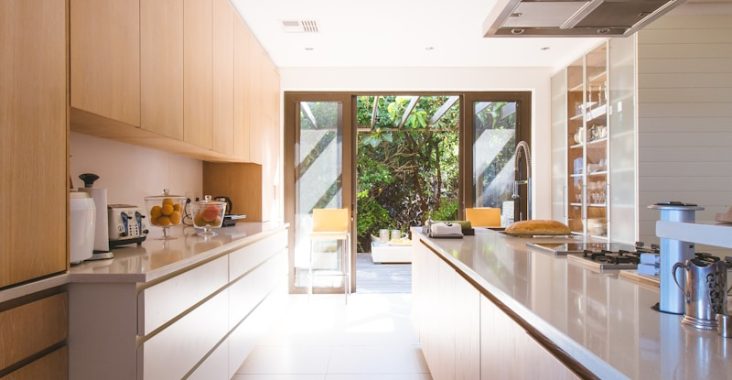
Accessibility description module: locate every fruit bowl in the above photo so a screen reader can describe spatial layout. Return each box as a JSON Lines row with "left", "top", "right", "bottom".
{"left": 145, "top": 189, "right": 186, "bottom": 240}
{"left": 192, "top": 195, "right": 227, "bottom": 236}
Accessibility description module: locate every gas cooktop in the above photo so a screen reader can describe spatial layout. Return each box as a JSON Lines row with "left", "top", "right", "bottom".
{"left": 565, "top": 242, "right": 661, "bottom": 271}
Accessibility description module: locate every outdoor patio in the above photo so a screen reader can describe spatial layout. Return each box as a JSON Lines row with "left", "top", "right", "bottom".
{"left": 355, "top": 253, "right": 411, "bottom": 294}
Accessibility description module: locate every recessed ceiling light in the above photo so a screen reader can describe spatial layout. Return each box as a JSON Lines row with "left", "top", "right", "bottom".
{"left": 304, "top": 47, "right": 314, "bottom": 51}
{"left": 511, "top": 28, "right": 525, "bottom": 35}
{"left": 510, "top": 12, "right": 522, "bottom": 18}
{"left": 425, "top": 46, "right": 435, "bottom": 51}
{"left": 541, "top": 46, "right": 550, "bottom": 51}
{"left": 597, "top": 28, "right": 610, "bottom": 34}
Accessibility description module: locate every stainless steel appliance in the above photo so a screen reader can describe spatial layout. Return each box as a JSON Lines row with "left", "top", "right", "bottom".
{"left": 673, "top": 253, "right": 732, "bottom": 330}
{"left": 649, "top": 201, "right": 704, "bottom": 315}
{"left": 108, "top": 204, "right": 148, "bottom": 248}
{"left": 528, "top": 242, "right": 637, "bottom": 255}
{"left": 563, "top": 241, "right": 660, "bottom": 271}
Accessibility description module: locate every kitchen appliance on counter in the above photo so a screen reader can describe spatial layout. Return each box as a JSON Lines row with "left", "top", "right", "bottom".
{"left": 566, "top": 241, "right": 661, "bottom": 271}
{"left": 108, "top": 204, "right": 148, "bottom": 248}
{"left": 649, "top": 201, "right": 704, "bottom": 315}
{"left": 69, "top": 191, "right": 96, "bottom": 264}
{"left": 673, "top": 253, "right": 732, "bottom": 330}
{"left": 528, "top": 242, "right": 639, "bottom": 255}
{"left": 78, "top": 173, "right": 113, "bottom": 260}
{"left": 213, "top": 196, "right": 247, "bottom": 227}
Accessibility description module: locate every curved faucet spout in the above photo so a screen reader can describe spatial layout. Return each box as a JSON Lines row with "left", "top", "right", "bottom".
{"left": 512, "top": 141, "right": 532, "bottom": 220}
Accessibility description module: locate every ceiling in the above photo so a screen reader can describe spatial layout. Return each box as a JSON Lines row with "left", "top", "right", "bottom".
{"left": 230, "top": 0, "right": 605, "bottom": 68}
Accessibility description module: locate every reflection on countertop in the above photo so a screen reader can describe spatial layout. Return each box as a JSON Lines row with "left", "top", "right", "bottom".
{"left": 416, "top": 229, "right": 732, "bottom": 379}
{"left": 69, "top": 222, "right": 287, "bottom": 284}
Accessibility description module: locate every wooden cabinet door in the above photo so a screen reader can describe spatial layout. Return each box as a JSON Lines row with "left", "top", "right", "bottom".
{"left": 233, "top": 16, "right": 252, "bottom": 161}
{"left": 248, "top": 41, "right": 264, "bottom": 164}
{"left": 141, "top": 0, "right": 184, "bottom": 140}
{"left": 0, "top": 0, "right": 67, "bottom": 288}
{"left": 184, "top": 0, "right": 213, "bottom": 149}
{"left": 212, "top": 0, "right": 234, "bottom": 156}
{"left": 70, "top": 0, "right": 140, "bottom": 126}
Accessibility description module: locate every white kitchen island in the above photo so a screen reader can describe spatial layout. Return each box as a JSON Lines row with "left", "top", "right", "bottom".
{"left": 68, "top": 222, "right": 288, "bottom": 380}
{"left": 412, "top": 228, "right": 732, "bottom": 379}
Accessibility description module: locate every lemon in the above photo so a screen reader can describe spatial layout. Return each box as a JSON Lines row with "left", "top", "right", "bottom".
{"left": 150, "top": 206, "right": 162, "bottom": 220}
{"left": 161, "top": 204, "right": 174, "bottom": 216}
{"left": 157, "top": 216, "right": 172, "bottom": 226}
{"left": 173, "top": 203, "right": 182, "bottom": 212}
{"left": 162, "top": 198, "right": 174, "bottom": 206}
{"left": 170, "top": 211, "right": 181, "bottom": 225}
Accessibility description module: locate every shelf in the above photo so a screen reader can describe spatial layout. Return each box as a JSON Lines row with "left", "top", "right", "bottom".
{"left": 586, "top": 137, "right": 608, "bottom": 146}
{"left": 586, "top": 104, "right": 607, "bottom": 120}
{"left": 569, "top": 113, "right": 583, "bottom": 121}
{"left": 570, "top": 173, "right": 583, "bottom": 178}
{"left": 570, "top": 203, "right": 582, "bottom": 207}
{"left": 588, "top": 70, "right": 607, "bottom": 84}
{"left": 589, "top": 234, "right": 608, "bottom": 240}
{"left": 656, "top": 221, "right": 732, "bottom": 249}
{"left": 569, "top": 143, "right": 583, "bottom": 149}
{"left": 568, "top": 82, "right": 583, "bottom": 92}
{"left": 587, "top": 171, "right": 608, "bottom": 176}
{"left": 588, "top": 204, "right": 607, "bottom": 208}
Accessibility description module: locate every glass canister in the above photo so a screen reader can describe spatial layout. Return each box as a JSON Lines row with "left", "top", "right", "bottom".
{"left": 145, "top": 189, "right": 186, "bottom": 240}
{"left": 192, "top": 195, "right": 227, "bottom": 236}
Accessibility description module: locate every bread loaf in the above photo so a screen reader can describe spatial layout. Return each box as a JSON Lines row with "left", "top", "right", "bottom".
{"left": 505, "top": 220, "right": 571, "bottom": 235}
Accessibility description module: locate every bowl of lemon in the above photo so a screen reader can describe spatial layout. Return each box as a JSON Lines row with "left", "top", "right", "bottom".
{"left": 145, "top": 189, "right": 186, "bottom": 240}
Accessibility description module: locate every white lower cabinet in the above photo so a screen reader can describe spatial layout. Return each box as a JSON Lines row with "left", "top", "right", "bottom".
{"left": 413, "top": 237, "right": 577, "bottom": 380}
{"left": 188, "top": 340, "right": 229, "bottom": 380}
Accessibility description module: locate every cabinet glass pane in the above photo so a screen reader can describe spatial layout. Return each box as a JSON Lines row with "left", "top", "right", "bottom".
{"left": 585, "top": 44, "right": 608, "bottom": 238}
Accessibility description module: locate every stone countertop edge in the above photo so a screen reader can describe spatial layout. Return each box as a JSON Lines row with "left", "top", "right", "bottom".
{"left": 415, "top": 231, "right": 629, "bottom": 380}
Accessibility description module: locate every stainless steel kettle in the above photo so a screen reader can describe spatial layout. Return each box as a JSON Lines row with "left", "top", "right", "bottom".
{"left": 673, "top": 253, "right": 731, "bottom": 330}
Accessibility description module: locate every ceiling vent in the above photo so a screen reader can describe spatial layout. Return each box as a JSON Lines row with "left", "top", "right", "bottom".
{"left": 483, "top": 0, "right": 686, "bottom": 37}
{"left": 281, "top": 20, "right": 319, "bottom": 33}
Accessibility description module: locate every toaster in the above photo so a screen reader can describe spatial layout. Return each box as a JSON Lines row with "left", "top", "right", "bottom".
{"left": 108, "top": 204, "right": 148, "bottom": 248}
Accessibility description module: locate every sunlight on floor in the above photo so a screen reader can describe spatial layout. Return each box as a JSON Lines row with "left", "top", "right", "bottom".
{"left": 234, "top": 294, "right": 432, "bottom": 380}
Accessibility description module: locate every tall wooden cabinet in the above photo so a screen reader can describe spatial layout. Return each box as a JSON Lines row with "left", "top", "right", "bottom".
{"left": 0, "top": 0, "right": 67, "bottom": 288}
{"left": 183, "top": 0, "right": 214, "bottom": 149}
{"left": 213, "top": 0, "right": 235, "bottom": 156}
{"left": 233, "top": 17, "right": 252, "bottom": 161}
{"left": 70, "top": 0, "right": 140, "bottom": 127}
{"left": 140, "top": 0, "right": 184, "bottom": 140}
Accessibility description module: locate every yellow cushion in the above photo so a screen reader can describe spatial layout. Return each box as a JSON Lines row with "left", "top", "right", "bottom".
{"left": 312, "top": 208, "right": 349, "bottom": 233}
{"left": 465, "top": 207, "right": 501, "bottom": 227}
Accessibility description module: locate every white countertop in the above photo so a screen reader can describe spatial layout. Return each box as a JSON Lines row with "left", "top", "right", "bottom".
{"left": 416, "top": 229, "right": 732, "bottom": 380}
{"left": 69, "top": 222, "right": 287, "bottom": 284}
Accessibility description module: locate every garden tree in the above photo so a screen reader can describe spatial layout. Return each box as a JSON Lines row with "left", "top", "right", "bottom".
{"left": 356, "top": 96, "right": 460, "bottom": 252}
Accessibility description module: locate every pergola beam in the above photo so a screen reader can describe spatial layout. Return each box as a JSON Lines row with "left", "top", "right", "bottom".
{"left": 398, "top": 96, "right": 420, "bottom": 128}
{"left": 370, "top": 96, "right": 380, "bottom": 128}
{"left": 429, "top": 96, "right": 459, "bottom": 126}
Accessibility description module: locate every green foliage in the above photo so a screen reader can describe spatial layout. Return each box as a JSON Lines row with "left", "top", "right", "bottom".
{"left": 356, "top": 96, "right": 460, "bottom": 252}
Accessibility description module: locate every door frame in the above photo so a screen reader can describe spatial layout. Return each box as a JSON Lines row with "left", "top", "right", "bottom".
{"left": 284, "top": 92, "right": 355, "bottom": 294}
{"left": 284, "top": 91, "right": 531, "bottom": 294}
{"left": 462, "top": 92, "right": 532, "bottom": 221}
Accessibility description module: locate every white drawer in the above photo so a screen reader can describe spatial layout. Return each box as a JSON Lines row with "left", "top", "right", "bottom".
{"left": 139, "top": 256, "right": 228, "bottom": 336}
{"left": 229, "top": 230, "right": 287, "bottom": 280}
{"left": 228, "top": 280, "right": 287, "bottom": 378}
{"left": 187, "top": 339, "right": 228, "bottom": 380}
{"left": 228, "top": 250, "right": 284, "bottom": 328}
{"left": 142, "top": 288, "right": 229, "bottom": 380}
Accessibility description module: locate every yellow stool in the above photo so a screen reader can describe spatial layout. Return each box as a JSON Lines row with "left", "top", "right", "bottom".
{"left": 465, "top": 207, "right": 501, "bottom": 228}
{"left": 310, "top": 208, "right": 351, "bottom": 302}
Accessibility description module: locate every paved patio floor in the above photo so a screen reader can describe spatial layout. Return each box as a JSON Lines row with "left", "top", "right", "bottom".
{"left": 355, "top": 253, "right": 411, "bottom": 294}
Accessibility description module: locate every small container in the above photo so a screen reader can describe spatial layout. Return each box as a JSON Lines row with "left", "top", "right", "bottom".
{"left": 379, "top": 229, "right": 390, "bottom": 242}
{"left": 145, "top": 189, "right": 186, "bottom": 240}
{"left": 717, "top": 314, "right": 732, "bottom": 338}
{"left": 391, "top": 229, "right": 401, "bottom": 241}
{"left": 192, "top": 195, "right": 227, "bottom": 236}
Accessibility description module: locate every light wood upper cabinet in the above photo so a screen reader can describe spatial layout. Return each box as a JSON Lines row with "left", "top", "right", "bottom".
{"left": 70, "top": 0, "right": 140, "bottom": 127}
{"left": 141, "top": 0, "right": 184, "bottom": 140}
{"left": 0, "top": 0, "right": 67, "bottom": 288}
{"left": 233, "top": 16, "right": 252, "bottom": 161}
{"left": 213, "top": 0, "right": 235, "bottom": 156}
{"left": 184, "top": 0, "right": 214, "bottom": 149}
{"left": 248, "top": 41, "right": 264, "bottom": 165}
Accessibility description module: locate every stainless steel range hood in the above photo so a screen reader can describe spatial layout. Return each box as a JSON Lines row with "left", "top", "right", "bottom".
{"left": 483, "top": 0, "right": 686, "bottom": 37}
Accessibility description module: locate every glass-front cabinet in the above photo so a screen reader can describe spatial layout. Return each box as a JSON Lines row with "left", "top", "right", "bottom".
{"left": 558, "top": 42, "right": 610, "bottom": 239}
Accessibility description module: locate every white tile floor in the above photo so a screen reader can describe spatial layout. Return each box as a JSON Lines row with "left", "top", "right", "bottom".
{"left": 234, "top": 294, "right": 432, "bottom": 380}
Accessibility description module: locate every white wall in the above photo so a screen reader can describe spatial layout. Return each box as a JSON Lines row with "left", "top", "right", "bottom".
{"left": 637, "top": 9, "right": 732, "bottom": 251}
{"left": 69, "top": 132, "right": 203, "bottom": 206}
{"left": 280, "top": 66, "right": 554, "bottom": 219}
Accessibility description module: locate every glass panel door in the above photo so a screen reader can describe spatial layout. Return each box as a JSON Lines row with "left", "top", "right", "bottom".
{"left": 284, "top": 94, "right": 353, "bottom": 292}
{"left": 465, "top": 93, "right": 531, "bottom": 224}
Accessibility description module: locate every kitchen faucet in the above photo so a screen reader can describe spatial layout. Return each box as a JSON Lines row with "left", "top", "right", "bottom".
{"left": 511, "top": 140, "right": 531, "bottom": 221}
